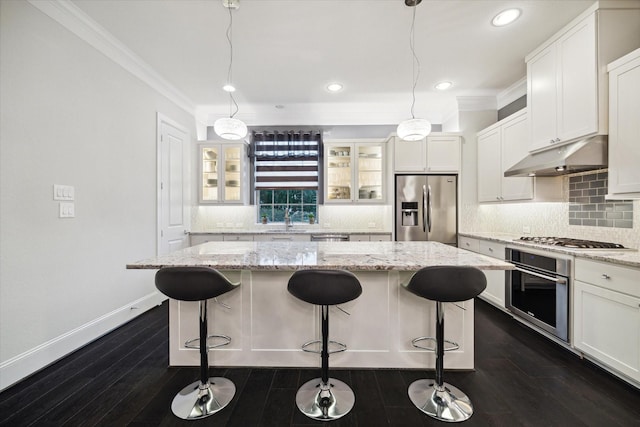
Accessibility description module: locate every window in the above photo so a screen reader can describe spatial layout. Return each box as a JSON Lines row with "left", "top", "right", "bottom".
{"left": 251, "top": 130, "right": 322, "bottom": 223}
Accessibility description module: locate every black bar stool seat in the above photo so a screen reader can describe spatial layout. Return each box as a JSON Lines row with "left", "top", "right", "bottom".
{"left": 155, "top": 266, "right": 240, "bottom": 420}
{"left": 404, "top": 266, "right": 487, "bottom": 423}
{"left": 287, "top": 269, "right": 362, "bottom": 421}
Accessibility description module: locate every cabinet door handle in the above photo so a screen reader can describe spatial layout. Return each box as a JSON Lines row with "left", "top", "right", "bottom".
{"left": 550, "top": 139, "right": 555, "bottom": 144}
{"left": 601, "top": 273, "right": 611, "bottom": 280}
{"left": 488, "top": 247, "right": 494, "bottom": 252}
{"left": 555, "top": 137, "right": 561, "bottom": 142}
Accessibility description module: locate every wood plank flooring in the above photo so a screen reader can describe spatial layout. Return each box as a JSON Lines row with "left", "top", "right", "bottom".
{"left": 1, "top": 299, "right": 638, "bottom": 426}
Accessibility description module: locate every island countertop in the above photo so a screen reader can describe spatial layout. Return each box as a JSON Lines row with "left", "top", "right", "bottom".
{"left": 127, "top": 241, "right": 514, "bottom": 271}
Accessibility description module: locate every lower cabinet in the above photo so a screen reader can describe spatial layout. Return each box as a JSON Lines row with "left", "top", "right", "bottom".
{"left": 458, "top": 236, "right": 506, "bottom": 310}
{"left": 190, "top": 234, "right": 223, "bottom": 246}
{"left": 350, "top": 233, "right": 392, "bottom": 242}
{"left": 573, "top": 259, "right": 640, "bottom": 384}
{"left": 253, "top": 234, "right": 310, "bottom": 242}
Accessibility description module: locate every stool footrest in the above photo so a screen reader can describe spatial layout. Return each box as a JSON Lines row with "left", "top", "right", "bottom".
{"left": 411, "top": 336, "right": 459, "bottom": 352}
{"left": 185, "top": 334, "right": 231, "bottom": 350}
{"left": 302, "top": 339, "right": 347, "bottom": 354}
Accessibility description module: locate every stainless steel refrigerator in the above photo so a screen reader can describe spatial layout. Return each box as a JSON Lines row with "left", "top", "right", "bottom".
{"left": 395, "top": 175, "right": 458, "bottom": 244}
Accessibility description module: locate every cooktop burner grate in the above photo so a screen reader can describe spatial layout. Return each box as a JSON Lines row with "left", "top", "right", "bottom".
{"left": 517, "top": 236, "right": 625, "bottom": 249}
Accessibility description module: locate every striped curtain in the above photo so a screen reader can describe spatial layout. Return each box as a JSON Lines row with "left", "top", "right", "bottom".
{"left": 251, "top": 130, "right": 322, "bottom": 190}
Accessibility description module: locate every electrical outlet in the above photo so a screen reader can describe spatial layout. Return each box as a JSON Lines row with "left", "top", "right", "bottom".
{"left": 368, "top": 222, "right": 376, "bottom": 228}
{"left": 323, "top": 222, "right": 331, "bottom": 228}
{"left": 523, "top": 225, "right": 531, "bottom": 234}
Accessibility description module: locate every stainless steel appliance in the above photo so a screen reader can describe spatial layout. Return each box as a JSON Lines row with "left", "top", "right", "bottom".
{"left": 395, "top": 175, "right": 457, "bottom": 244}
{"left": 515, "top": 236, "right": 626, "bottom": 249}
{"left": 506, "top": 248, "right": 570, "bottom": 342}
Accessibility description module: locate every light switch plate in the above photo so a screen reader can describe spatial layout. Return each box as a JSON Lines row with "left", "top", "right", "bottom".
{"left": 53, "top": 184, "right": 74, "bottom": 201}
{"left": 59, "top": 202, "right": 75, "bottom": 218}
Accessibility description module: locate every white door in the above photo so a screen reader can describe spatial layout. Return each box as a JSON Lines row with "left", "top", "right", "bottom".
{"left": 157, "top": 114, "right": 189, "bottom": 255}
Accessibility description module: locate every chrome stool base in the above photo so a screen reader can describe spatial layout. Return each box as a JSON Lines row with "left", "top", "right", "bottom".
{"left": 295, "top": 377, "right": 355, "bottom": 421}
{"left": 408, "top": 379, "right": 473, "bottom": 423}
{"left": 171, "top": 377, "right": 236, "bottom": 420}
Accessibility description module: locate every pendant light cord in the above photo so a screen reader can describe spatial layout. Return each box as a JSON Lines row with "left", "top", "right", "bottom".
{"left": 225, "top": 5, "right": 240, "bottom": 119}
{"left": 409, "top": 5, "right": 420, "bottom": 119}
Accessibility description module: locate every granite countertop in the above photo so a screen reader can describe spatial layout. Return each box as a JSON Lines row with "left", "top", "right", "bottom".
{"left": 127, "top": 241, "right": 514, "bottom": 271}
{"left": 190, "top": 230, "right": 391, "bottom": 235}
{"left": 459, "top": 232, "right": 640, "bottom": 269}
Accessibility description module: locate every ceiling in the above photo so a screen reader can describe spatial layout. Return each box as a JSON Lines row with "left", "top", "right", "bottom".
{"left": 72, "top": 0, "right": 594, "bottom": 126}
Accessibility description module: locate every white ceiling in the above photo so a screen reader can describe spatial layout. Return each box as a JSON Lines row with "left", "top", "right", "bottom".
{"left": 72, "top": 0, "right": 594, "bottom": 126}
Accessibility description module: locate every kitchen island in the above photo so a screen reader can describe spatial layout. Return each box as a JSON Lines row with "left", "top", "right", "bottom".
{"left": 127, "top": 241, "right": 513, "bottom": 369}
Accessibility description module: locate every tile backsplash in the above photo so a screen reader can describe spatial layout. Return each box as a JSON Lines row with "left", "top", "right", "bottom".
{"left": 569, "top": 172, "right": 633, "bottom": 228}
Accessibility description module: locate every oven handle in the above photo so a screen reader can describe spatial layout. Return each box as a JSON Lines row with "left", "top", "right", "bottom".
{"left": 513, "top": 266, "right": 568, "bottom": 284}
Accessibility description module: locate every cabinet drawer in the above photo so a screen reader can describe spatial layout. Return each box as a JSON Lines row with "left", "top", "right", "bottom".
{"left": 575, "top": 258, "right": 640, "bottom": 297}
{"left": 458, "top": 236, "right": 479, "bottom": 253}
{"left": 478, "top": 240, "right": 506, "bottom": 260}
{"left": 223, "top": 234, "right": 254, "bottom": 242}
{"left": 369, "top": 234, "right": 391, "bottom": 242}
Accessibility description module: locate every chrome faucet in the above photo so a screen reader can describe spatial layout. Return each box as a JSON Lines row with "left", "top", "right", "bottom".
{"left": 284, "top": 208, "right": 300, "bottom": 230}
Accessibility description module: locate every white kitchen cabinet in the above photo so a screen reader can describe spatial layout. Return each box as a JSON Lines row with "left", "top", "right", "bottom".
{"left": 349, "top": 233, "right": 392, "bottom": 242}
{"left": 199, "top": 142, "right": 247, "bottom": 204}
{"left": 394, "top": 134, "right": 460, "bottom": 173}
{"left": 325, "top": 140, "right": 386, "bottom": 204}
{"left": 607, "top": 48, "right": 640, "bottom": 199}
{"left": 458, "top": 236, "right": 507, "bottom": 310}
{"left": 253, "top": 233, "right": 310, "bottom": 242}
{"left": 573, "top": 258, "right": 640, "bottom": 384}
{"left": 526, "top": 6, "right": 640, "bottom": 153}
{"left": 477, "top": 110, "right": 534, "bottom": 203}
{"left": 222, "top": 234, "right": 254, "bottom": 242}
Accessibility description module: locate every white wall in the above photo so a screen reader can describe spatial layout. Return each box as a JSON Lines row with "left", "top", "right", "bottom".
{"left": 0, "top": 1, "right": 195, "bottom": 389}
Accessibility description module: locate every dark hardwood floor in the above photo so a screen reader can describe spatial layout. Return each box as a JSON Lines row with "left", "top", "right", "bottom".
{"left": 1, "top": 298, "right": 638, "bottom": 426}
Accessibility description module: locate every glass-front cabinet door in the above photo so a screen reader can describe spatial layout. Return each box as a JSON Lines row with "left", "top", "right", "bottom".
{"left": 199, "top": 143, "right": 246, "bottom": 204}
{"left": 324, "top": 140, "right": 385, "bottom": 204}
{"left": 326, "top": 144, "right": 353, "bottom": 202}
{"left": 201, "top": 146, "right": 219, "bottom": 202}
{"left": 223, "top": 145, "right": 242, "bottom": 202}
{"left": 356, "top": 144, "right": 383, "bottom": 202}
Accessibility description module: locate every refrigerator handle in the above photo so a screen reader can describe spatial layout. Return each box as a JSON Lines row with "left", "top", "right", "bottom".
{"left": 427, "top": 184, "right": 432, "bottom": 233}
{"left": 422, "top": 185, "right": 427, "bottom": 233}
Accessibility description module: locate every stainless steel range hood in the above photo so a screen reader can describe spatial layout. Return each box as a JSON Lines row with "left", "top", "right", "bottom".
{"left": 504, "top": 135, "right": 608, "bottom": 177}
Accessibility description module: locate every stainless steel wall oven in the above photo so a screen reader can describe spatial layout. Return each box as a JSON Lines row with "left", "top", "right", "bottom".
{"left": 506, "top": 248, "right": 570, "bottom": 342}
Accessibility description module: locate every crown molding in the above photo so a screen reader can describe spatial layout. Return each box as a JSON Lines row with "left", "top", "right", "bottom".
{"left": 27, "top": 0, "right": 196, "bottom": 117}
{"left": 497, "top": 77, "right": 526, "bottom": 109}
{"left": 456, "top": 96, "right": 497, "bottom": 112}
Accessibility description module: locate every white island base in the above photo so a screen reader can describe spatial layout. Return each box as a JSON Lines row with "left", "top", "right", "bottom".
{"left": 169, "top": 270, "right": 475, "bottom": 370}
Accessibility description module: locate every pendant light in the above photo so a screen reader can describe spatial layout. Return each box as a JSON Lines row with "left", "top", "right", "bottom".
{"left": 397, "top": 0, "right": 431, "bottom": 141}
{"left": 214, "top": 0, "right": 248, "bottom": 140}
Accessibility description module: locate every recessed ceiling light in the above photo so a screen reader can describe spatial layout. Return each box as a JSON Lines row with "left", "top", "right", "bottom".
{"left": 491, "top": 8, "right": 521, "bottom": 27}
{"left": 435, "top": 81, "right": 452, "bottom": 90}
{"left": 222, "top": 84, "right": 236, "bottom": 92}
{"left": 275, "top": 105, "right": 285, "bottom": 109}
{"left": 326, "top": 83, "right": 343, "bottom": 93}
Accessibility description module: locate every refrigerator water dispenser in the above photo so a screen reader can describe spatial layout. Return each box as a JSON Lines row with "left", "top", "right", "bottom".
{"left": 401, "top": 202, "right": 418, "bottom": 226}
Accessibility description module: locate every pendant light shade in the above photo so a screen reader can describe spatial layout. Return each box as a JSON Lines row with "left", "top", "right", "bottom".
{"left": 397, "top": 118, "right": 432, "bottom": 141}
{"left": 397, "top": 1, "right": 431, "bottom": 142}
{"left": 214, "top": 117, "right": 247, "bottom": 140}
{"left": 215, "top": 0, "right": 247, "bottom": 141}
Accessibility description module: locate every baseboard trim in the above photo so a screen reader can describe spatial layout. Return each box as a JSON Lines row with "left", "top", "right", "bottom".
{"left": 0, "top": 292, "right": 166, "bottom": 392}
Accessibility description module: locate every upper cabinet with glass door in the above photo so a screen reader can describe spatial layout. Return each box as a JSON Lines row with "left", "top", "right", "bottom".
{"left": 199, "top": 142, "right": 247, "bottom": 204}
{"left": 325, "top": 140, "right": 386, "bottom": 204}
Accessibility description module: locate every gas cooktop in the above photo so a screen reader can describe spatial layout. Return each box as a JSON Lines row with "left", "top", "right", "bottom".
{"left": 516, "top": 236, "right": 626, "bottom": 249}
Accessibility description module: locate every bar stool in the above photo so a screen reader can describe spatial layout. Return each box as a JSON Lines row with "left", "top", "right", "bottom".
{"left": 287, "top": 269, "right": 362, "bottom": 421}
{"left": 155, "top": 266, "right": 240, "bottom": 420}
{"left": 404, "top": 266, "right": 486, "bottom": 423}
